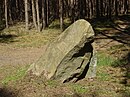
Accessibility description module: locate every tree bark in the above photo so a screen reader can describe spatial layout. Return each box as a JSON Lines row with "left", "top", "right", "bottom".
{"left": 124, "top": 0, "right": 128, "bottom": 14}
{"left": 16, "top": 0, "right": 19, "bottom": 20}
{"left": 108, "top": 0, "right": 112, "bottom": 19}
{"left": 90, "top": 0, "right": 94, "bottom": 18}
{"left": 0, "top": 1, "right": 3, "bottom": 22}
{"left": 59, "top": 0, "right": 63, "bottom": 31}
{"left": 9, "top": 1, "right": 13, "bottom": 24}
{"left": 42, "top": 0, "right": 46, "bottom": 30}
{"left": 115, "top": 0, "right": 118, "bottom": 16}
{"left": 100, "top": 0, "right": 103, "bottom": 16}
{"left": 0, "top": 8, "right": 1, "bottom": 22}
{"left": 36, "top": 0, "right": 40, "bottom": 32}
{"left": 25, "top": 0, "right": 29, "bottom": 30}
{"left": 31, "top": 0, "right": 37, "bottom": 29}
{"left": 46, "top": 0, "right": 49, "bottom": 26}
{"left": 96, "top": 0, "right": 100, "bottom": 18}
{"left": 5, "top": 0, "right": 8, "bottom": 28}
{"left": 70, "top": 0, "right": 75, "bottom": 23}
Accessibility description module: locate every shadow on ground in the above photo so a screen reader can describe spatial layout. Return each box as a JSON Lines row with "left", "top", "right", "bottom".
{"left": 0, "top": 34, "right": 18, "bottom": 43}
{"left": 0, "top": 20, "right": 5, "bottom": 31}
{"left": 93, "top": 15, "right": 130, "bottom": 97}
{"left": 111, "top": 52, "right": 130, "bottom": 97}
{"left": 112, "top": 52, "right": 130, "bottom": 82}
{"left": 0, "top": 87, "right": 19, "bottom": 97}
{"left": 93, "top": 15, "right": 130, "bottom": 45}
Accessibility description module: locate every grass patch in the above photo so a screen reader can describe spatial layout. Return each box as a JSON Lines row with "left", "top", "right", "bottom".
{"left": 46, "top": 80, "right": 59, "bottom": 87}
{"left": 48, "top": 19, "right": 60, "bottom": 29}
{"left": 97, "top": 52, "right": 116, "bottom": 66}
{"left": 13, "top": 30, "right": 60, "bottom": 48}
{"left": 109, "top": 44, "right": 128, "bottom": 51}
{"left": 70, "top": 84, "right": 87, "bottom": 94}
{"left": 112, "top": 58, "right": 128, "bottom": 67}
{"left": 2, "top": 66, "right": 28, "bottom": 85}
{"left": 48, "top": 18, "right": 71, "bottom": 30}
{"left": 96, "top": 52, "right": 117, "bottom": 81}
{"left": 0, "top": 23, "right": 61, "bottom": 47}
{"left": 97, "top": 72, "right": 111, "bottom": 81}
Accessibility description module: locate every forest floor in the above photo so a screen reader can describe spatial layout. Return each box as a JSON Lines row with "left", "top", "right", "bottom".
{"left": 0, "top": 15, "right": 130, "bottom": 97}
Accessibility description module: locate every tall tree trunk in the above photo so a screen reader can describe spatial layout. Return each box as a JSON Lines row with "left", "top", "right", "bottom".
{"left": 16, "top": 0, "right": 19, "bottom": 20}
{"left": 53, "top": 0, "right": 59, "bottom": 19}
{"left": 64, "top": 0, "right": 69, "bottom": 17}
{"left": 0, "top": 2, "right": 2, "bottom": 22}
{"left": 74, "top": 0, "right": 79, "bottom": 20}
{"left": 0, "top": 8, "right": 1, "bottom": 22}
{"left": 124, "top": 0, "right": 128, "bottom": 14}
{"left": 90, "top": 0, "right": 94, "bottom": 18}
{"left": 45, "top": 0, "right": 49, "bottom": 26}
{"left": 115, "top": 0, "right": 118, "bottom": 16}
{"left": 59, "top": 0, "right": 63, "bottom": 31}
{"left": 87, "top": 0, "right": 90, "bottom": 18}
{"left": 25, "top": 0, "right": 29, "bottom": 30}
{"left": 9, "top": 1, "right": 13, "bottom": 24}
{"left": 42, "top": 0, "right": 45, "bottom": 30}
{"left": 19, "top": 0, "right": 24, "bottom": 21}
{"left": 100, "top": 0, "right": 103, "bottom": 16}
{"left": 31, "top": 0, "right": 37, "bottom": 29}
{"left": 79, "top": 0, "right": 86, "bottom": 19}
{"left": 108, "top": 0, "right": 112, "bottom": 19}
{"left": 5, "top": 0, "right": 8, "bottom": 28}
{"left": 36, "top": 0, "right": 40, "bottom": 32}
{"left": 70, "top": 0, "right": 75, "bottom": 23}
{"left": 96, "top": 0, "right": 100, "bottom": 18}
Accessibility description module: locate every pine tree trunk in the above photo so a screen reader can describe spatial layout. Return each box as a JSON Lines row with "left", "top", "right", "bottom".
{"left": 59, "top": 0, "right": 63, "bottom": 31}
{"left": 115, "top": 0, "right": 118, "bottom": 16}
{"left": 108, "top": 0, "right": 112, "bottom": 19}
{"left": 16, "top": 0, "right": 19, "bottom": 20}
{"left": 31, "top": 0, "right": 37, "bottom": 29}
{"left": 5, "top": 0, "right": 8, "bottom": 28}
{"left": 9, "top": 2, "right": 13, "bottom": 24}
{"left": 0, "top": 9, "right": 1, "bottom": 22}
{"left": 100, "top": 0, "right": 103, "bottom": 16}
{"left": 90, "top": 0, "right": 94, "bottom": 18}
{"left": 42, "top": 0, "right": 46, "bottom": 30}
{"left": 36, "top": 0, "right": 40, "bottom": 32}
{"left": 96, "top": 0, "right": 100, "bottom": 18}
{"left": 70, "top": 0, "right": 75, "bottom": 23}
{"left": 25, "top": 0, "right": 29, "bottom": 30}
{"left": 0, "top": 2, "right": 2, "bottom": 22}
{"left": 124, "top": 0, "right": 128, "bottom": 14}
{"left": 46, "top": 0, "right": 49, "bottom": 26}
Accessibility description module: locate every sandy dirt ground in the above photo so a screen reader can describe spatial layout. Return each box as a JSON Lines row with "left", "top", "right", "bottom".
{"left": 0, "top": 45, "right": 46, "bottom": 66}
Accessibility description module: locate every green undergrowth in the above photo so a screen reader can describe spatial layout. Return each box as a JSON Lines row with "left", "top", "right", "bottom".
{"left": 2, "top": 65, "right": 29, "bottom": 85}
{"left": 46, "top": 80, "right": 60, "bottom": 87}
{"left": 70, "top": 84, "right": 88, "bottom": 94}
{"left": 97, "top": 52, "right": 116, "bottom": 66}
{"left": 0, "top": 21, "right": 65, "bottom": 48}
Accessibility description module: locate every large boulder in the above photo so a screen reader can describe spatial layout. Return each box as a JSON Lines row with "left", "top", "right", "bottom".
{"left": 28, "top": 19, "right": 96, "bottom": 82}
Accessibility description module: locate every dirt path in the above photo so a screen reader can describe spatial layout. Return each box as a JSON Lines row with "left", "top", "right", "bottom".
{"left": 0, "top": 45, "right": 46, "bottom": 66}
